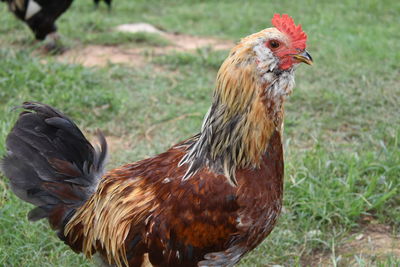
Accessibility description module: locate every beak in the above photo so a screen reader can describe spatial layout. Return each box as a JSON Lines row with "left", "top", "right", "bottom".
{"left": 292, "top": 50, "right": 313, "bottom": 65}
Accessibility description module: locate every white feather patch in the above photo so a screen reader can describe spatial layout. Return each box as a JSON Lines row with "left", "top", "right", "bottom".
{"left": 25, "top": 0, "right": 42, "bottom": 20}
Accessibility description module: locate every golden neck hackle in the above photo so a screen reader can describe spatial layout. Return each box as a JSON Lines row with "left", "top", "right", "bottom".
{"left": 213, "top": 48, "right": 279, "bottom": 169}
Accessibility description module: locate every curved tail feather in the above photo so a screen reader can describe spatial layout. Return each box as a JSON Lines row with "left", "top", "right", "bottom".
{"left": 1, "top": 101, "right": 107, "bottom": 237}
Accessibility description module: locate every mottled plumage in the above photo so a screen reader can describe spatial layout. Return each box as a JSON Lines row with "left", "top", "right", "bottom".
{"left": 2, "top": 14, "right": 312, "bottom": 267}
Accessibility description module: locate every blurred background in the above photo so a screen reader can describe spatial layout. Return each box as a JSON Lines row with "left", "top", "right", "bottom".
{"left": 0, "top": 0, "right": 399, "bottom": 266}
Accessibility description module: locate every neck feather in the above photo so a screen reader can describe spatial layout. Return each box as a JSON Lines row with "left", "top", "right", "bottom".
{"left": 180, "top": 49, "right": 294, "bottom": 186}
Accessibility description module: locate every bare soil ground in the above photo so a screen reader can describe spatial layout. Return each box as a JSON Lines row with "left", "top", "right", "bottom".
{"left": 56, "top": 23, "right": 234, "bottom": 67}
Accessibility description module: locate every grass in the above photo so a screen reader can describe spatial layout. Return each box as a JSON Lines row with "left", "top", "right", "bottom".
{"left": 0, "top": 0, "right": 399, "bottom": 266}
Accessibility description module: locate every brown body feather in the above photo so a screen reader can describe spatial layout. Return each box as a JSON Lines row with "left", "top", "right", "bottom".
{"left": 66, "top": 130, "right": 283, "bottom": 267}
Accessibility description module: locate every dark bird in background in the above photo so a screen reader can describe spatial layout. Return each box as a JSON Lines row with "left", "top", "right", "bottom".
{"left": 1, "top": 14, "right": 312, "bottom": 267}
{"left": 1, "top": 0, "right": 74, "bottom": 52}
{"left": 93, "top": 0, "right": 111, "bottom": 11}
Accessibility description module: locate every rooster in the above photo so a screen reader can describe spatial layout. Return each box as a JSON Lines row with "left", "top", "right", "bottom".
{"left": 1, "top": 0, "right": 74, "bottom": 52}
{"left": 1, "top": 14, "right": 312, "bottom": 267}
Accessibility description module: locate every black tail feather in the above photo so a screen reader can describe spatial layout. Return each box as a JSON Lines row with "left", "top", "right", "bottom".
{"left": 1, "top": 102, "right": 107, "bottom": 232}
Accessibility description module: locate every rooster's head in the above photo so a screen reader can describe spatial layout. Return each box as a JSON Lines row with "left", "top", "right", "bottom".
{"left": 239, "top": 13, "right": 312, "bottom": 74}
{"left": 214, "top": 13, "right": 312, "bottom": 114}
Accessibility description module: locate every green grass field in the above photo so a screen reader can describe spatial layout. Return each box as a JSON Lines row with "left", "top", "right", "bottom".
{"left": 0, "top": 0, "right": 399, "bottom": 266}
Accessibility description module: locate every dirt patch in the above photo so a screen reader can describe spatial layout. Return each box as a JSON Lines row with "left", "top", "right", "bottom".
{"left": 57, "top": 23, "right": 234, "bottom": 67}
{"left": 57, "top": 45, "right": 148, "bottom": 67}
{"left": 163, "top": 33, "right": 234, "bottom": 51}
{"left": 304, "top": 224, "right": 400, "bottom": 266}
{"left": 115, "top": 23, "right": 234, "bottom": 51}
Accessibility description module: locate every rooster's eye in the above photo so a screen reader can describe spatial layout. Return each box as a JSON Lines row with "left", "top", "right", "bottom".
{"left": 269, "top": 40, "right": 280, "bottom": 49}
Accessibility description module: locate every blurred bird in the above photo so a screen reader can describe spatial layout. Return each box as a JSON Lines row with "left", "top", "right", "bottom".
{"left": 1, "top": 0, "right": 74, "bottom": 52}
{"left": 93, "top": 0, "right": 112, "bottom": 11}
{"left": 2, "top": 14, "right": 312, "bottom": 267}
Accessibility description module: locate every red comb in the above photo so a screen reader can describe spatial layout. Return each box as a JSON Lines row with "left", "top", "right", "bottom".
{"left": 271, "top": 14, "right": 307, "bottom": 50}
